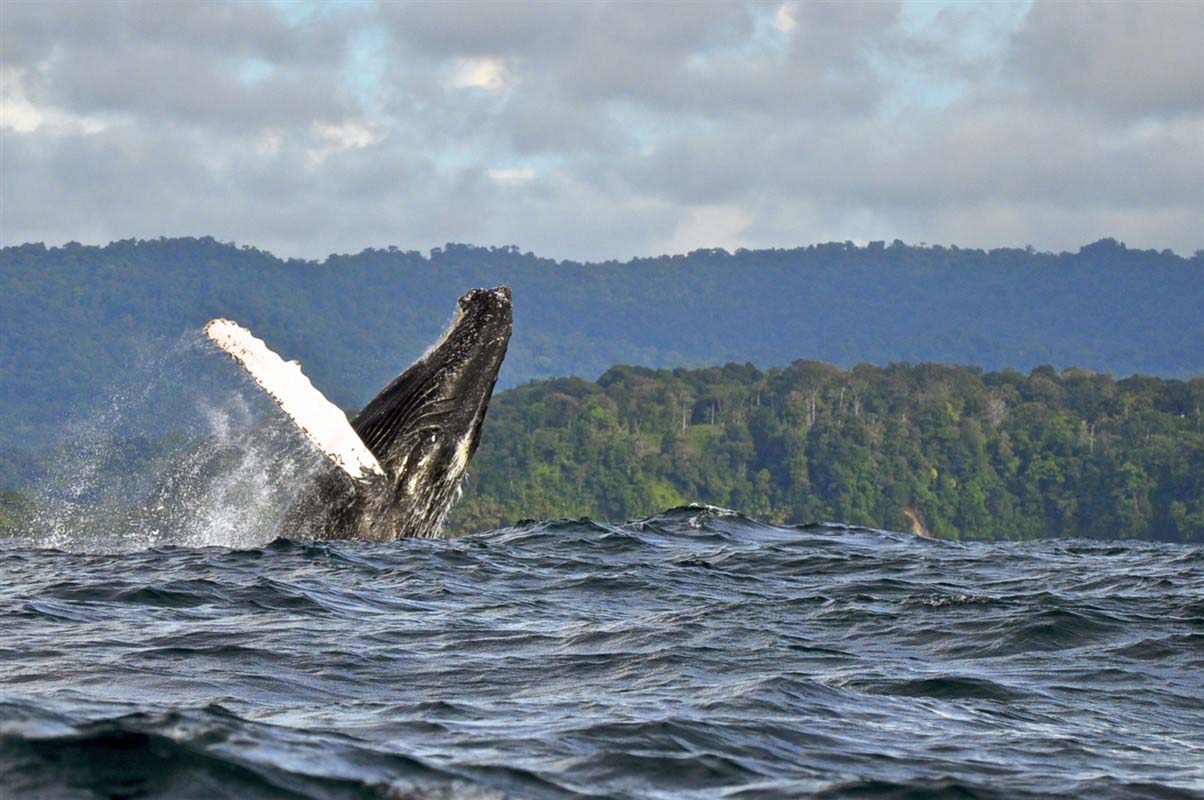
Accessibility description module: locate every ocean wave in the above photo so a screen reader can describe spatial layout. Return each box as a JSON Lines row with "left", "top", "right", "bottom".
{"left": 2, "top": 510, "right": 1202, "bottom": 798}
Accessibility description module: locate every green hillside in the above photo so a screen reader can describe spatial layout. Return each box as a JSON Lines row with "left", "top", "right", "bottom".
{"left": 2, "top": 236, "right": 1201, "bottom": 448}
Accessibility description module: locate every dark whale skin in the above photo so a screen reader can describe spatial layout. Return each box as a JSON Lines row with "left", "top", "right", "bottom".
{"left": 284, "top": 287, "right": 512, "bottom": 540}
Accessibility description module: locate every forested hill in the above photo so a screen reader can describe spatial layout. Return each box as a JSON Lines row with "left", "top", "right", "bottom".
{"left": 449, "top": 362, "right": 1204, "bottom": 542}
{"left": 2, "top": 236, "right": 1201, "bottom": 447}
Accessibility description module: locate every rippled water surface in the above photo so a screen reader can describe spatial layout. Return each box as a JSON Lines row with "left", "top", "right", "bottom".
{"left": 2, "top": 507, "right": 1202, "bottom": 799}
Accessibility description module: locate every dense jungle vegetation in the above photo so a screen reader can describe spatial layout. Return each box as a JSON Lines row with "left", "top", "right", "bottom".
{"left": 448, "top": 362, "right": 1204, "bottom": 542}
{"left": 1, "top": 361, "right": 1200, "bottom": 541}
{"left": 2, "top": 236, "right": 1200, "bottom": 449}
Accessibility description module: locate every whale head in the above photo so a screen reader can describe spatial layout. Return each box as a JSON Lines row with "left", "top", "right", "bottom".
{"left": 348, "top": 285, "right": 513, "bottom": 538}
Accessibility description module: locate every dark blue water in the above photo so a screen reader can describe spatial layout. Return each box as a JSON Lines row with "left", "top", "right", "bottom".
{"left": 2, "top": 507, "right": 1202, "bottom": 799}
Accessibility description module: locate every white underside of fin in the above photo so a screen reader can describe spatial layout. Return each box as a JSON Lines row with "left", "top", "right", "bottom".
{"left": 204, "top": 319, "right": 384, "bottom": 480}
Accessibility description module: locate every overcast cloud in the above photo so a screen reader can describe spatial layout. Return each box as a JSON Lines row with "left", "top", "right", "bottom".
{"left": 2, "top": 0, "right": 1201, "bottom": 259}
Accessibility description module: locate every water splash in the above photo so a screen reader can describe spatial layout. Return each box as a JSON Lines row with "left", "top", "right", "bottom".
{"left": 26, "top": 334, "right": 327, "bottom": 552}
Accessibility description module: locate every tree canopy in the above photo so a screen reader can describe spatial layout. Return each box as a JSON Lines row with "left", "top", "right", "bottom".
{"left": 448, "top": 362, "right": 1204, "bottom": 542}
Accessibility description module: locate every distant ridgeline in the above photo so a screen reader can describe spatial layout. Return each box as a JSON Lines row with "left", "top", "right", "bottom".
{"left": 448, "top": 362, "right": 1204, "bottom": 542}
{"left": 1, "top": 236, "right": 1201, "bottom": 448}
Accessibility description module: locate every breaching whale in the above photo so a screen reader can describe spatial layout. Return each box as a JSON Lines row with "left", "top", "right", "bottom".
{"left": 204, "top": 286, "right": 512, "bottom": 540}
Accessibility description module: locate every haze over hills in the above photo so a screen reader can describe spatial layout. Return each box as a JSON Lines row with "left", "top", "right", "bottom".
{"left": 1, "top": 235, "right": 1201, "bottom": 449}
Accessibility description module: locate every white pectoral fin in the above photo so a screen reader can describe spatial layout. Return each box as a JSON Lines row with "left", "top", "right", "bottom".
{"left": 204, "top": 319, "right": 384, "bottom": 480}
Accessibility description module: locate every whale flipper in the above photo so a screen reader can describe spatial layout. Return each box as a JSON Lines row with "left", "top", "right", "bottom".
{"left": 203, "top": 319, "right": 384, "bottom": 481}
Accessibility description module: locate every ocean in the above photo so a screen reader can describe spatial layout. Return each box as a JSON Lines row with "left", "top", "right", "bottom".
{"left": 2, "top": 506, "right": 1201, "bottom": 799}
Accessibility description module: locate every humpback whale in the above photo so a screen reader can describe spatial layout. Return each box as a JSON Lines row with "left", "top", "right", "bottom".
{"left": 204, "top": 286, "right": 512, "bottom": 540}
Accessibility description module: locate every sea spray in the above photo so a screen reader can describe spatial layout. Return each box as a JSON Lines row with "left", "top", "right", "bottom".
{"left": 129, "top": 399, "right": 325, "bottom": 550}
{"left": 26, "top": 333, "right": 328, "bottom": 552}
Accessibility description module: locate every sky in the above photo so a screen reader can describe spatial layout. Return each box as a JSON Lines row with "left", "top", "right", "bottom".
{"left": 1, "top": 0, "right": 1201, "bottom": 261}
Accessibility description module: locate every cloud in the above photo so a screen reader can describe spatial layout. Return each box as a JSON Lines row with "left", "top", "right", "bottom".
{"left": 451, "top": 57, "right": 510, "bottom": 92}
{"left": 772, "top": 3, "right": 798, "bottom": 35}
{"left": 487, "top": 166, "right": 536, "bottom": 183}
{"left": 661, "top": 204, "right": 753, "bottom": 255}
{"left": 1011, "top": 1, "right": 1204, "bottom": 119}
{"left": 1, "top": 0, "right": 1200, "bottom": 260}
{"left": 1, "top": 0, "right": 357, "bottom": 132}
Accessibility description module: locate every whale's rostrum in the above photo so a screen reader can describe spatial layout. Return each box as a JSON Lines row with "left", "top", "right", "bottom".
{"left": 204, "top": 286, "right": 512, "bottom": 540}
